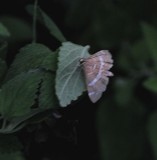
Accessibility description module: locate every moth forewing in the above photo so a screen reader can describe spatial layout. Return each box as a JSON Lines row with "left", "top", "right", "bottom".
{"left": 81, "top": 50, "right": 113, "bottom": 103}
{"left": 88, "top": 91, "right": 102, "bottom": 103}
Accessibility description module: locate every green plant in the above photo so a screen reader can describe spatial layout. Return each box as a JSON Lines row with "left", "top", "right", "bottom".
{"left": 1, "top": 0, "right": 157, "bottom": 160}
{"left": 0, "top": 2, "right": 95, "bottom": 159}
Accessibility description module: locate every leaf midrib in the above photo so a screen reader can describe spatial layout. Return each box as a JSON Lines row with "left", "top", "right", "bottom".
{"left": 59, "top": 47, "right": 88, "bottom": 102}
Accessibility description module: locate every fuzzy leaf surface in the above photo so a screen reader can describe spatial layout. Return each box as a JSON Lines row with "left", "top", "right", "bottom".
{"left": 5, "top": 43, "right": 56, "bottom": 81}
{"left": 0, "top": 71, "right": 43, "bottom": 118}
{"left": 56, "top": 42, "right": 90, "bottom": 107}
{"left": 39, "top": 73, "right": 58, "bottom": 109}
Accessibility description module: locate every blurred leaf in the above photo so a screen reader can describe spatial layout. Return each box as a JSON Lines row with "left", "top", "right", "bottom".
{"left": 142, "top": 23, "right": 157, "bottom": 69}
{"left": 0, "top": 110, "right": 44, "bottom": 133}
{"left": 131, "top": 40, "right": 150, "bottom": 65}
{"left": 118, "top": 40, "right": 151, "bottom": 75}
{"left": 55, "top": 42, "right": 90, "bottom": 107}
{"left": 143, "top": 77, "right": 157, "bottom": 93}
{"left": 5, "top": 43, "right": 56, "bottom": 81}
{"left": 97, "top": 102, "right": 145, "bottom": 160}
{"left": 39, "top": 73, "right": 58, "bottom": 109}
{"left": 0, "top": 152, "right": 25, "bottom": 160}
{"left": 147, "top": 111, "right": 157, "bottom": 159}
{"left": 41, "top": 50, "right": 58, "bottom": 71}
{"left": 0, "top": 16, "right": 32, "bottom": 42}
{"left": 0, "top": 71, "right": 43, "bottom": 118}
{"left": 0, "top": 41, "right": 8, "bottom": 60}
{"left": 0, "top": 23, "right": 10, "bottom": 40}
{"left": 114, "top": 78, "right": 136, "bottom": 106}
{"left": 26, "top": 5, "right": 66, "bottom": 42}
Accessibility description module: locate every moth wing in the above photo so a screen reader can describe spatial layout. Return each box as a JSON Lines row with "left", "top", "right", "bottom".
{"left": 82, "top": 58, "right": 109, "bottom": 103}
{"left": 88, "top": 91, "right": 102, "bottom": 103}
{"left": 90, "top": 50, "right": 113, "bottom": 63}
{"left": 82, "top": 56, "right": 100, "bottom": 87}
{"left": 87, "top": 76, "right": 109, "bottom": 103}
{"left": 82, "top": 50, "right": 113, "bottom": 103}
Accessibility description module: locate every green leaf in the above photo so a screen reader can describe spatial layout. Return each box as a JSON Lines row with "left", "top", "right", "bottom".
{"left": 97, "top": 102, "right": 145, "bottom": 160}
{"left": 147, "top": 111, "right": 157, "bottom": 159}
{"left": 117, "top": 40, "right": 151, "bottom": 74}
{"left": 0, "top": 152, "right": 25, "bottom": 160}
{"left": 131, "top": 40, "right": 150, "bottom": 65}
{"left": 0, "top": 71, "right": 43, "bottom": 118}
{"left": 114, "top": 78, "right": 136, "bottom": 106}
{"left": 55, "top": 42, "right": 90, "bottom": 107}
{"left": 142, "top": 23, "right": 157, "bottom": 69}
{"left": 0, "top": 23, "right": 10, "bottom": 40}
{"left": 26, "top": 5, "right": 66, "bottom": 42}
{"left": 0, "top": 16, "right": 32, "bottom": 42}
{"left": 143, "top": 77, "right": 157, "bottom": 93}
{"left": 39, "top": 73, "right": 58, "bottom": 109}
{"left": 0, "top": 110, "right": 43, "bottom": 133}
{"left": 5, "top": 43, "right": 56, "bottom": 81}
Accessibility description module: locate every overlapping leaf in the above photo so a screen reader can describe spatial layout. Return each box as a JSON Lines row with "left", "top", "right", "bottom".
{"left": 55, "top": 42, "right": 90, "bottom": 107}
{"left": 39, "top": 73, "right": 57, "bottom": 109}
{"left": 5, "top": 43, "right": 56, "bottom": 81}
{"left": 0, "top": 71, "right": 43, "bottom": 118}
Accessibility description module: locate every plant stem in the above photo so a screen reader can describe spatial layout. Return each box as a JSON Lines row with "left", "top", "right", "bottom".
{"left": 32, "top": 0, "right": 38, "bottom": 43}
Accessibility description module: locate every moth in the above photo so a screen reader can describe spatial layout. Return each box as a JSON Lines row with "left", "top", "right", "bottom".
{"left": 80, "top": 50, "right": 113, "bottom": 103}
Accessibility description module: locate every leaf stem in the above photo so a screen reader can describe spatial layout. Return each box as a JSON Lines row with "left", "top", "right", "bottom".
{"left": 32, "top": 0, "right": 38, "bottom": 43}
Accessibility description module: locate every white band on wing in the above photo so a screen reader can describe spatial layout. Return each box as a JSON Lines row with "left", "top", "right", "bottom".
{"left": 88, "top": 56, "right": 104, "bottom": 86}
